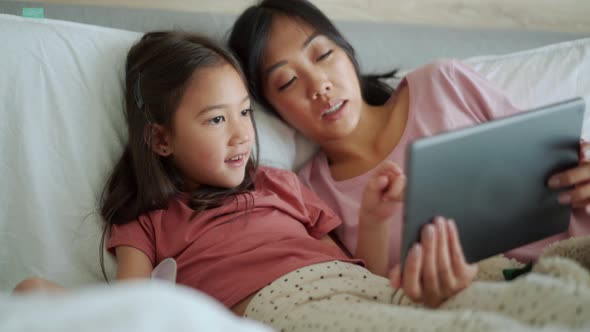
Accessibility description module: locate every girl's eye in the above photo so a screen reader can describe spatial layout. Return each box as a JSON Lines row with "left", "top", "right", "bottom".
{"left": 241, "top": 108, "right": 253, "bottom": 116}
{"left": 316, "top": 49, "right": 333, "bottom": 62}
{"left": 278, "top": 77, "right": 296, "bottom": 91}
{"left": 208, "top": 116, "right": 225, "bottom": 124}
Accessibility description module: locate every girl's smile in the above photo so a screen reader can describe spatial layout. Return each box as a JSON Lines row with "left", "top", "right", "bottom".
{"left": 225, "top": 151, "right": 250, "bottom": 168}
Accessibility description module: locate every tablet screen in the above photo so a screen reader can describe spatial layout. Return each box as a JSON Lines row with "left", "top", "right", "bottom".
{"left": 401, "top": 98, "right": 585, "bottom": 267}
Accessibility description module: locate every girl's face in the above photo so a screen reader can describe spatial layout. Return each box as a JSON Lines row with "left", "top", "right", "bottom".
{"left": 164, "top": 64, "right": 254, "bottom": 190}
{"left": 261, "top": 16, "right": 363, "bottom": 145}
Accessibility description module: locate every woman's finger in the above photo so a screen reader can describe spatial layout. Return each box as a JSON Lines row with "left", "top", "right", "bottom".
{"left": 559, "top": 182, "right": 590, "bottom": 206}
{"left": 420, "top": 223, "right": 441, "bottom": 306}
{"left": 579, "top": 140, "right": 590, "bottom": 164}
{"left": 387, "top": 174, "right": 406, "bottom": 201}
{"left": 362, "top": 175, "right": 388, "bottom": 204}
{"left": 376, "top": 160, "right": 402, "bottom": 177}
{"left": 549, "top": 164, "right": 590, "bottom": 189}
{"left": 447, "top": 220, "right": 478, "bottom": 283}
{"left": 435, "top": 217, "right": 456, "bottom": 298}
{"left": 389, "top": 265, "right": 402, "bottom": 289}
{"left": 447, "top": 219, "right": 468, "bottom": 270}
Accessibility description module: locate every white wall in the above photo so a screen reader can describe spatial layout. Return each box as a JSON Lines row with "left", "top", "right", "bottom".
{"left": 9, "top": 0, "right": 590, "bottom": 33}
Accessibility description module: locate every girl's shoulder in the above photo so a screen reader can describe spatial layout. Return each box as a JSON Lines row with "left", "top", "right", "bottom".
{"left": 255, "top": 166, "right": 300, "bottom": 185}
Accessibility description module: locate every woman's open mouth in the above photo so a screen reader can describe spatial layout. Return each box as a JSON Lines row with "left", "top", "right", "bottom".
{"left": 321, "top": 100, "right": 348, "bottom": 120}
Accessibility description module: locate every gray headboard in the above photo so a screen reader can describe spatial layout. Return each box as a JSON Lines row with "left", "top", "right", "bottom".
{"left": 1, "top": 1, "right": 586, "bottom": 70}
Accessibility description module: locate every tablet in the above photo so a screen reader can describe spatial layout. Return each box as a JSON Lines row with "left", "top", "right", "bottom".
{"left": 401, "top": 97, "right": 585, "bottom": 267}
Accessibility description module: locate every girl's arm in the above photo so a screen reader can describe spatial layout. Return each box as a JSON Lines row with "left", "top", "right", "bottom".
{"left": 356, "top": 161, "right": 405, "bottom": 277}
{"left": 114, "top": 246, "right": 153, "bottom": 280}
{"left": 12, "top": 246, "right": 152, "bottom": 294}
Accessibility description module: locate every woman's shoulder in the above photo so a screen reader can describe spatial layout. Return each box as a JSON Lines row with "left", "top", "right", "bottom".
{"left": 409, "top": 59, "right": 476, "bottom": 81}
{"left": 297, "top": 152, "right": 328, "bottom": 177}
{"left": 406, "top": 59, "right": 489, "bottom": 99}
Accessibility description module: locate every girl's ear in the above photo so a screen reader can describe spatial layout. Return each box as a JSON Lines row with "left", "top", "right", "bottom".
{"left": 145, "top": 124, "right": 173, "bottom": 157}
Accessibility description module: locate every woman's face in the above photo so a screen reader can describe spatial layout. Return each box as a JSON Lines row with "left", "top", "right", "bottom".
{"left": 261, "top": 16, "right": 363, "bottom": 144}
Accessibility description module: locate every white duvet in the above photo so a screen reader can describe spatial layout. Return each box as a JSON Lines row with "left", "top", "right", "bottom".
{"left": 0, "top": 281, "right": 272, "bottom": 332}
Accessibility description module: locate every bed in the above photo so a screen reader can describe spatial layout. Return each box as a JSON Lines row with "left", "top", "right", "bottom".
{"left": 0, "top": 2, "right": 589, "bottom": 331}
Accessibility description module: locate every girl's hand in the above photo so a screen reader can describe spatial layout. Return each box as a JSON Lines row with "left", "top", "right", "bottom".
{"left": 360, "top": 161, "right": 405, "bottom": 224}
{"left": 548, "top": 140, "right": 590, "bottom": 213}
{"left": 389, "top": 216, "right": 478, "bottom": 308}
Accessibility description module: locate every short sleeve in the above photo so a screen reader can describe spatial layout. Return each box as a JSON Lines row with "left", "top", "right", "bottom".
{"left": 259, "top": 167, "right": 343, "bottom": 239}
{"left": 446, "top": 60, "right": 521, "bottom": 121}
{"left": 409, "top": 60, "right": 522, "bottom": 124}
{"left": 297, "top": 179, "right": 343, "bottom": 239}
{"left": 106, "top": 216, "right": 156, "bottom": 265}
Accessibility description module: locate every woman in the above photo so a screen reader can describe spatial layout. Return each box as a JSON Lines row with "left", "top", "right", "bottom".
{"left": 228, "top": 0, "right": 590, "bottom": 305}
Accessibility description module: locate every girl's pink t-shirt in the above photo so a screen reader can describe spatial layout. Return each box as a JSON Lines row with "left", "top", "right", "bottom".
{"left": 107, "top": 167, "right": 361, "bottom": 309}
{"left": 299, "top": 60, "right": 590, "bottom": 268}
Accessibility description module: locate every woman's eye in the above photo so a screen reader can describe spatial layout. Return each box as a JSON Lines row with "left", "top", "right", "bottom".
{"left": 241, "top": 108, "right": 253, "bottom": 116}
{"left": 316, "top": 49, "right": 333, "bottom": 62}
{"left": 208, "top": 116, "right": 225, "bottom": 124}
{"left": 278, "top": 77, "right": 296, "bottom": 91}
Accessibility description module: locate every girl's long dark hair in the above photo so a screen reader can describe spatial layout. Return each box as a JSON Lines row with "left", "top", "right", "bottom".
{"left": 227, "top": 0, "right": 397, "bottom": 116}
{"left": 99, "top": 31, "right": 259, "bottom": 281}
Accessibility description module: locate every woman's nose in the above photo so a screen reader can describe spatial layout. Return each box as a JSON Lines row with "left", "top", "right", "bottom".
{"left": 309, "top": 74, "right": 332, "bottom": 100}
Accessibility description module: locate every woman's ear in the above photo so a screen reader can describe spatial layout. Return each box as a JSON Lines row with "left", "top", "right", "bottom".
{"left": 145, "top": 123, "right": 173, "bottom": 157}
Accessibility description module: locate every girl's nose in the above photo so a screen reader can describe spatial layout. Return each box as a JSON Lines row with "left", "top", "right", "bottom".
{"left": 229, "top": 120, "right": 251, "bottom": 146}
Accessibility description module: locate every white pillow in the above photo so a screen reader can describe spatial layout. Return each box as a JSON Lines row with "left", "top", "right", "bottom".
{"left": 0, "top": 14, "right": 137, "bottom": 290}
{"left": 0, "top": 14, "right": 300, "bottom": 292}
{"left": 466, "top": 38, "right": 590, "bottom": 139}
{"left": 1, "top": 12, "right": 589, "bottom": 294}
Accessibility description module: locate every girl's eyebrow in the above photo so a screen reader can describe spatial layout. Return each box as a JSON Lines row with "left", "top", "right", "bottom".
{"left": 198, "top": 95, "right": 249, "bottom": 114}
{"left": 264, "top": 32, "right": 321, "bottom": 79}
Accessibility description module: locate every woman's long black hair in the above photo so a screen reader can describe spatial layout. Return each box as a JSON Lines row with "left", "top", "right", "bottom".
{"left": 227, "top": 0, "right": 397, "bottom": 116}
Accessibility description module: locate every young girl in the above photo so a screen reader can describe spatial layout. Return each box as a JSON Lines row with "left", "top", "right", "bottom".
{"left": 15, "top": 31, "right": 590, "bottom": 332}
{"left": 228, "top": 0, "right": 590, "bottom": 303}
{"left": 99, "top": 30, "right": 411, "bottom": 310}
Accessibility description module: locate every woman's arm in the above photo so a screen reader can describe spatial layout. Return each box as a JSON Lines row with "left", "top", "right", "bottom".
{"left": 356, "top": 218, "right": 391, "bottom": 277}
{"left": 114, "top": 246, "right": 153, "bottom": 280}
{"left": 355, "top": 161, "right": 405, "bottom": 276}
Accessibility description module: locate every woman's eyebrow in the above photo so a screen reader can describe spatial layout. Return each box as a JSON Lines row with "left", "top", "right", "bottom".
{"left": 301, "top": 32, "right": 321, "bottom": 49}
{"left": 264, "top": 60, "right": 287, "bottom": 78}
{"left": 264, "top": 32, "right": 322, "bottom": 79}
